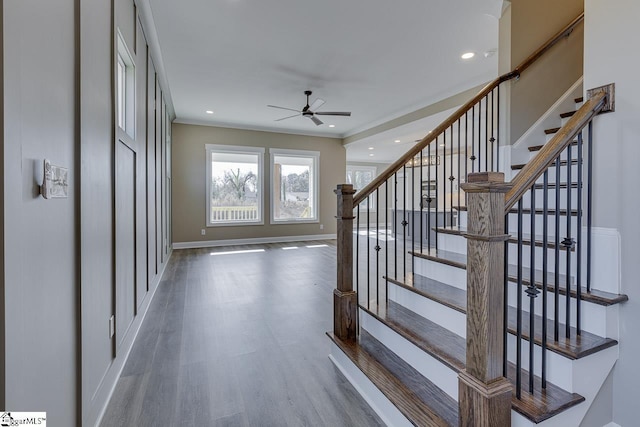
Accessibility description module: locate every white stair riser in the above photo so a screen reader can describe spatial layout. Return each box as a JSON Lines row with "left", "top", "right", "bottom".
{"left": 512, "top": 164, "right": 579, "bottom": 183}
{"left": 506, "top": 212, "right": 578, "bottom": 238}
{"left": 360, "top": 310, "right": 459, "bottom": 400}
{"left": 506, "top": 333, "right": 574, "bottom": 392}
{"left": 413, "top": 255, "right": 467, "bottom": 290}
{"left": 388, "top": 282, "right": 466, "bottom": 338}
{"left": 437, "top": 231, "right": 581, "bottom": 277}
{"left": 506, "top": 284, "right": 613, "bottom": 337}
{"left": 519, "top": 188, "right": 580, "bottom": 210}
{"left": 411, "top": 257, "right": 614, "bottom": 338}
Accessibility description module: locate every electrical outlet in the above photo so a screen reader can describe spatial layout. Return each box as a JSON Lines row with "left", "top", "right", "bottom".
{"left": 320, "top": 224, "right": 324, "bottom": 230}
{"left": 109, "top": 315, "right": 115, "bottom": 338}
{"left": 201, "top": 229, "right": 206, "bottom": 236}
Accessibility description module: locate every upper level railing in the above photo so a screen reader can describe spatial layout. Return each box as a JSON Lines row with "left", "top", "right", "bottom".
{"left": 353, "top": 13, "right": 585, "bottom": 207}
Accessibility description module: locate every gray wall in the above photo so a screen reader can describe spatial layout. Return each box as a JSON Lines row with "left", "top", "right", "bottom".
{"left": 584, "top": 1, "right": 640, "bottom": 425}
{"left": 3, "top": 0, "right": 173, "bottom": 425}
{"left": 504, "top": 0, "right": 584, "bottom": 143}
{"left": 171, "top": 123, "right": 345, "bottom": 244}
{"left": 3, "top": 2, "right": 77, "bottom": 425}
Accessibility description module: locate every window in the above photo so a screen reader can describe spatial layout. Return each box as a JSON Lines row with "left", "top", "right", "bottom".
{"left": 347, "top": 165, "right": 377, "bottom": 210}
{"left": 270, "top": 149, "right": 319, "bottom": 223}
{"left": 116, "top": 32, "right": 135, "bottom": 138}
{"left": 206, "top": 144, "right": 264, "bottom": 226}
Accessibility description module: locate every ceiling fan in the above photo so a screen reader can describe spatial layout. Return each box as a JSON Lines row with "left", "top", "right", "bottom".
{"left": 268, "top": 90, "right": 351, "bottom": 126}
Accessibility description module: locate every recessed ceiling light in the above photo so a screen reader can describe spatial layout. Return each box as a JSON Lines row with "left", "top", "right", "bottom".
{"left": 369, "top": 153, "right": 374, "bottom": 157}
{"left": 368, "top": 147, "right": 374, "bottom": 150}
{"left": 461, "top": 52, "right": 475, "bottom": 60}
{"left": 206, "top": 110, "right": 214, "bottom": 114}
{"left": 439, "top": 143, "right": 446, "bottom": 147}
{"left": 329, "top": 124, "right": 335, "bottom": 128}
{"left": 394, "top": 139, "right": 401, "bottom": 143}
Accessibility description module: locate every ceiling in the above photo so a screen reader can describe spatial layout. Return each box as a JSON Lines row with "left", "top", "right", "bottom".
{"left": 149, "top": 0, "right": 502, "bottom": 145}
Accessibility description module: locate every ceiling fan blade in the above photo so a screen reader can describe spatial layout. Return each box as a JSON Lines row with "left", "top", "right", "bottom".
{"left": 315, "top": 111, "right": 352, "bottom": 116}
{"left": 267, "top": 105, "right": 301, "bottom": 113}
{"left": 310, "top": 115, "right": 323, "bottom": 126}
{"left": 309, "top": 98, "right": 325, "bottom": 112}
{"left": 275, "top": 113, "right": 301, "bottom": 122}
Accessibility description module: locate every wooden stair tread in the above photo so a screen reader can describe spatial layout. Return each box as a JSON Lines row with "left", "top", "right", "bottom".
{"left": 512, "top": 159, "right": 577, "bottom": 170}
{"left": 507, "top": 208, "right": 578, "bottom": 216}
{"left": 533, "top": 182, "right": 579, "bottom": 189}
{"left": 410, "top": 248, "right": 627, "bottom": 306}
{"left": 435, "top": 226, "right": 575, "bottom": 251}
{"left": 545, "top": 127, "right": 561, "bottom": 135}
{"left": 506, "top": 363, "right": 584, "bottom": 423}
{"left": 528, "top": 140, "right": 578, "bottom": 152}
{"left": 328, "top": 330, "right": 459, "bottom": 427}
{"left": 362, "top": 300, "right": 585, "bottom": 423}
{"left": 361, "top": 300, "right": 466, "bottom": 371}
{"left": 393, "top": 269, "right": 619, "bottom": 359}
{"left": 560, "top": 110, "right": 577, "bottom": 119}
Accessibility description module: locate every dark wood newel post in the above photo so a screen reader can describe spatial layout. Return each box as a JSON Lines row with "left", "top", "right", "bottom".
{"left": 459, "top": 172, "right": 513, "bottom": 427}
{"left": 334, "top": 184, "right": 357, "bottom": 341}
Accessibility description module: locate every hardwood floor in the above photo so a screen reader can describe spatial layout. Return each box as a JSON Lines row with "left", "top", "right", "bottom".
{"left": 100, "top": 241, "right": 384, "bottom": 427}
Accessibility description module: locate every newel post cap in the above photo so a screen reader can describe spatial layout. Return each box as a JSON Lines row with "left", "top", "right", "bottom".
{"left": 461, "top": 172, "right": 512, "bottom": 193}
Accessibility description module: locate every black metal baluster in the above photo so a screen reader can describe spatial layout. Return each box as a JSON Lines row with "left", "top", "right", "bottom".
{"left": 367, "top": 196, "right": 371, "bottom": 310}
{"left": 485, "top": 95, "right": 489, "bottom": 171}
{"left": 436, "top": 137, "right": 440, "bottom": 252}
{"left": 471, "top": 106, "right": 476, "bottom": 173}
{"left": 504, "top": 214, "right": 510, "bottom": 378}
{"left": 450, "top": 124, "right": 455, "bottom": 228}
{"left": 564, "top": 145, "right": 573, "bottom": 338}
{"left": 587, "top": 122, "right": 593, "bottom": 293}
{"left": 576, "top": 131, "right": 583, "bottom": 335}
{"left": 465, "top": 111, "right": 469, "bottom": 206}
{"left": 356, "top": 204, "right": 360, "bottom": 307}
{"left": 443, "top": 131, "right": 446, "bottom": 234}
{"left": 403, "top": 166, "right": 407, "bottom": 278}
{"left": 478, "top": 98, "right": 482, "bottom": 171}
{"left": 457, "top": 120, "right": 461, "bottom": 215}
{"left": 420, "top": 150, "right": 424, "bottom": 253}
{"left": 497, "top": 86, "right": 501, "bottom": 172}
{"left": 428, "top": 144, "right": 432, "bottom": 249}
{"left": 542, "top": 171, "right": 549, "bottom": 388}
{"left": 412, "top": 156, "right": 416, "bottom": 272}
{"left": 376, "top": 189, "right": 380, "bottom": 306}
{"left": 386, "top": 180, "right": 389, "bottom": 304}
{"left": 554, "top": 157, "right": 561, "bottom": 341}
{"left": 491, "top": 89, "right": 495, "bottom": 171}
{"left": 394, "top": 173, "right": 398, "bottom": 280}
{"left": 516, "top": 199, "right": 524, "bottom": 399}
{"left": 527, "top": 186, "right": 539, "bottom": 393}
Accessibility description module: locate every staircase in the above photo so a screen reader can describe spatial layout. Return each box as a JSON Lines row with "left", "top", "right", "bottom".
{"left": 329, "top": 14, "right": 627, "bottom": 427}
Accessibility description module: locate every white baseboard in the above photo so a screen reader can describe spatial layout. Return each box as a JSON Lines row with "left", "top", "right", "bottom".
{"left": 172, "top": 233, "right": 337, "bottom": 249}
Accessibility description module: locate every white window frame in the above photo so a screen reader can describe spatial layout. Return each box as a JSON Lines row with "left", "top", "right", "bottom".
{"left": 347, "top": 164, "right": 377, "bottom": 210}
{"left": 205, "top": 144, "right": 265, "bottom": 227}
{"left": 270, "top": 148, "right": 320, "bottom": 224}
{"left": 116, "top": 31, "right": 136, "bottom": 139}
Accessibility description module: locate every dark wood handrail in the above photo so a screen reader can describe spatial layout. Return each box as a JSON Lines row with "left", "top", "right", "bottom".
{"left": 504, "top": 91, "right": 607, "bottom": 212}
{"left": 352, "top": 13, "right": 585, "bottom": 207}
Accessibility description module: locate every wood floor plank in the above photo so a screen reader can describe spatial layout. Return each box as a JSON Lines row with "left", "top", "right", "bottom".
{"left": 102, "top": 241, "right": 384, "bottom": 427}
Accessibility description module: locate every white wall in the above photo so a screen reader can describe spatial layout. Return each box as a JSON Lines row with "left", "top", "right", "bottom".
{"left": 583, "top": 1, "right": 640, "bottom": 426}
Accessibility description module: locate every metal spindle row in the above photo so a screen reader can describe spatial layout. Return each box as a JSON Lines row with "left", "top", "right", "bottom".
{"left": 508, "top": 127, "right": 592, "bottom": 398}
